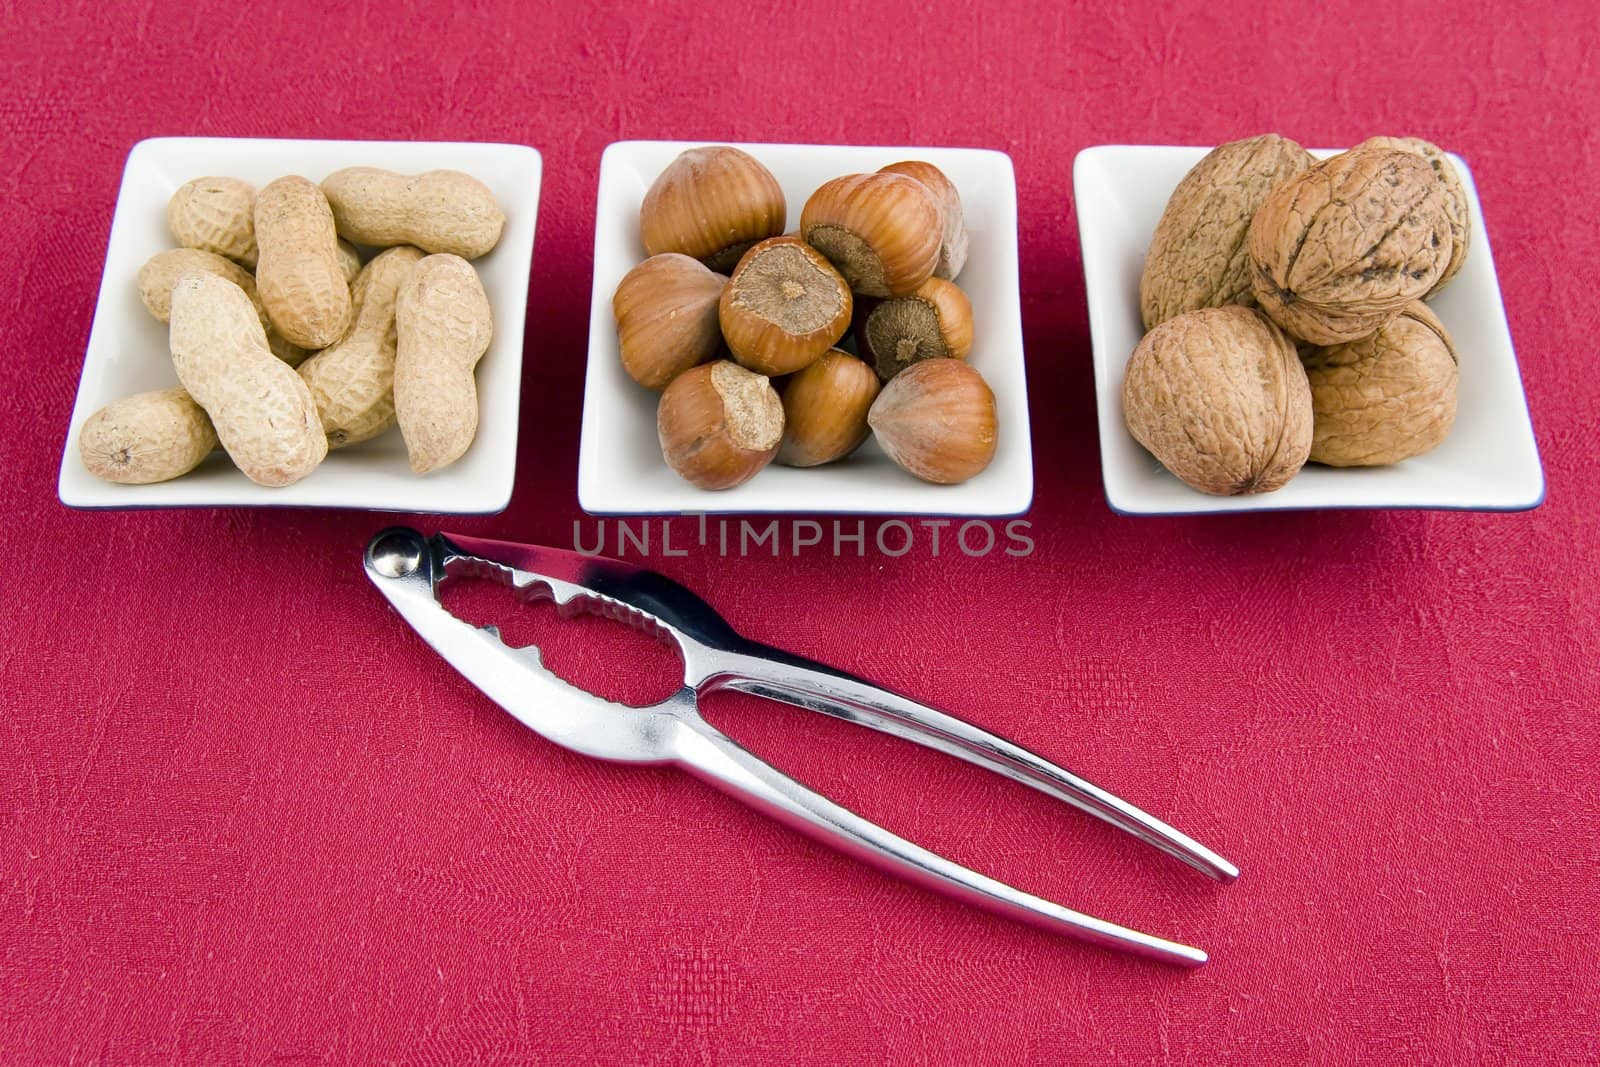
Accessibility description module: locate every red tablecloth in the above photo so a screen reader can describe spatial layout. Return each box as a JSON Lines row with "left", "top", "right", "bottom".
{"left": 4, "top": 1, "right": 1599, "bottom": 1063}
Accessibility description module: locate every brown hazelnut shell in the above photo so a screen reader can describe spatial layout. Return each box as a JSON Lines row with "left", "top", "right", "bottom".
{"left": 719, "top": 236, "right": 852, "bottom": 376}
{"left": 640, "top": 147, "right": 787, "bottom": 273}
{"left": 879, "top": 160, "right": 969, "bottom": 280}
{"left": 778, "top": 349, "right": 881, "bottom": 467}
{"left": 857, "top": 277, "right": 974, "bottom": 380}
{"left": 799, "top": 173, "right": 942, "bottom": 298}
{"left": 867, "top": 358, "right": 997, "bottom": 484}
{"left": 657, "top": 361, "right": 783, "bottom": 490}
{"left": 1303, "top": 300, "right": 1458, "bottom": 466}
{"left": 613, "top": 253, "right": 727, "bottom": 389}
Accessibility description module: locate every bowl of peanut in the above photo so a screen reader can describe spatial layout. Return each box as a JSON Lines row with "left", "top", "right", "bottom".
{"left": 59, "top": 136, "right": 541, "bottom": 513}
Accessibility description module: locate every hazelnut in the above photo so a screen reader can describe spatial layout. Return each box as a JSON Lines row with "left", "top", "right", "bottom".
{"left": 1122, "top": 306, "right": 1311, "bottom": 495}
{"left": 639, "top": 146, "right": 787, "bottom": 273}
{"left": 612, "top": 253, "right": 727, "bottom": 389}
{"left": 856, "top": 277, "right": 973, "bottom": 380}
{"left": 1302, "top": 301, "right": 1458, "bottom": 466}
{"left": 879, "top": 161, "right": 969, "bottom": 280}
{"left": 867, "top": 358, "right": 997, "bottom": 484}
{"left": 799, "top": 173, "right": 942, "bottom": 298}
{"left": 657, "top": 361, "right": 783, "bottom": 490}
{"left": 718, "top": 236, "right": 852, "bottom": 376}
{"left": 778, "top": 349, "right": 881, "bottom": 467}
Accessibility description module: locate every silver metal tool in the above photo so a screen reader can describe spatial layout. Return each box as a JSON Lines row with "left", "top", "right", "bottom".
{"left": 364, "top": 528, "right": 1237, "bottom": 967}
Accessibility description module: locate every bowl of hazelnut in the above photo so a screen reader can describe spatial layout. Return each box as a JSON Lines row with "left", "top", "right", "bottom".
{"left": 579, "top": 141, "right": 1031, "bottom": 515}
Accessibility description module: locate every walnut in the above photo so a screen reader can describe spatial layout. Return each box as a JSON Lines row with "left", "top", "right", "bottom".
{"left": 1248, "top": 146, "right": 1453, "bottom": 345}
{"left": 1302, "top": 301, "right": 1458, "bottom": 466}
{"left": 1356, "top": 136, "right": 1471, "bottom": 296}
{"left": 1122, "top": 306, "right": 1312, "bottom": 495}
{"left": 1139, "top": 134, "right": 1314, "bottom": 330}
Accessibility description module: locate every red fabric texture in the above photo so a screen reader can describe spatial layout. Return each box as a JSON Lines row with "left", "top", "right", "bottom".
{"left": 3, "top": 1, "right": 1599, "bottom": 1062}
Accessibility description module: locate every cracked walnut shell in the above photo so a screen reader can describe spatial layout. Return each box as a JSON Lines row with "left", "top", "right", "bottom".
{"left": 1302, "top": 301, "right": 1458, "bottom": 467}
{"left": 1122, "top": 306, "right": 1312, "bottom": 495}
{"left": 1248, "top": 146, "right": 1453, "bottom": 345}
{"left": 1139, "top": 134, "right": 1315, "bottom": 330}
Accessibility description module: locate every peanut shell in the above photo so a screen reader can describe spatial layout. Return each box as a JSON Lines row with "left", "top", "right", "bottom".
{"left": 254, "top": 176, "right": 354, "bottom": 349}
{"left": 78, "top": 388, "right": 217, "bottom": 485}
{"left": 138, "top": 248, "right": 256, "bottom": 322}
{"left": 336, "top": 239, "right": 363, "bottom": 285}
{"left": 1248, "top": 147, "right": 1453, "bottom": 345}
{"left": 322, "top": 168, "right": 505, "bottom": 259}
{"left": 135, "top": 248, "right": 310, "bottom": 366}
{"left": 394, "top": 254, "right": 493, "bottom": 474}
{"left": 299, "top": 246, "right": 425, "bottom": 448}
{"left": 169, "top": 272, "right": 327, "bottom": 487}
{"left": 1139, "top": 134, "right": 1315, "bottom": 330}
{"left": 168, "top": 177, "right": 258, "bottom": 267}
{"left": 1302, "top": 301, "right": 1458, "bottom": 466}
{"left": 1122, "top": 306, "right": 1312, "bottom": 495}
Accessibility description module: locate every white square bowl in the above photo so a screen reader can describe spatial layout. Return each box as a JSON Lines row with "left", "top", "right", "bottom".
{"left": 59, "top": 136, "right": 542, "bottom": 513}
{"left": 1074, "top": 144, "right": 1544, "bottom": 515}
{"left": 579, "top": 141, "right": 1031, "bottom": 516}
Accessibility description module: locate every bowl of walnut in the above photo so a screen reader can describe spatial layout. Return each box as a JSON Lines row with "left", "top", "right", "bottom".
{"left": 1076, "top": 136, "right": 1543, "bottom": 515}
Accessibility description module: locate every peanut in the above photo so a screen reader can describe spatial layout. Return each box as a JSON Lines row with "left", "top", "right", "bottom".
{"left": 169, "top": 177, "right": 258, "bottom": 268}
{"left": 169, "top": 272, "right": 327, "bottom": 486}
{"left": 394, "top": 254, "right": 492, "bottom": 474}
{"left": 138, "top": 248, "right": 255, "bottom": 321}
{"left": 79, "top": 388, "right": 218, "bottom": 484}
{"left": 298, "top": 245, "right": 425, "bottom": 448}
{"left": 322, "top": 168, "right": 506, "bottom": 259}
{"left": 336, "top": 239, "right": 363, "bottom": 285}
{"left": 254, "top": 176, "right": 353, "bottom": 349}
{"left": 135, "top": 248, "right": 311, "bottom": 366}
